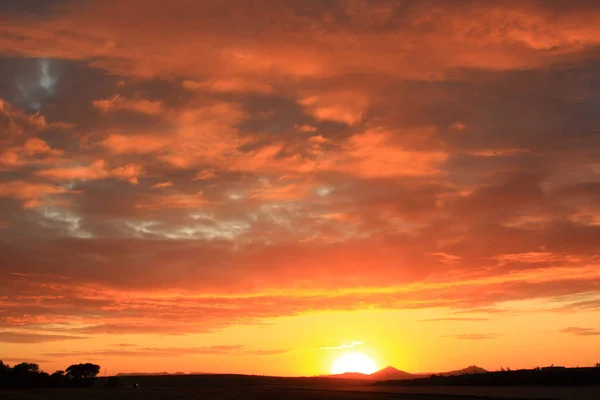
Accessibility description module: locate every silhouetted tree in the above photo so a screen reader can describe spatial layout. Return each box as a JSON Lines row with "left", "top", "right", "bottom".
{"left": 13, "top": 362, "right": 39, "bottom": 373}
{"left": 12, "top": 363, "right": 41, "bottom": 387}
{"left": 0, "top": 360, "right": 9, "bottom": 372}
{"left": 0, "top": 360, "right": 10, "bottom": 387}
{"left": 49, "top": 370, "right": 67, "bottom": 388}
{"left": 66, "top": 363, "right": 100, "bottom": 387}
{"left": 0, "top": 360, "right": 101, "bottom": 389}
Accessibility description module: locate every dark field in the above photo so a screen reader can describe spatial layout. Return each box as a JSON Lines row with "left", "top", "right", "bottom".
{"left": 2, "top": 380, "right": 600, "bottom": 400}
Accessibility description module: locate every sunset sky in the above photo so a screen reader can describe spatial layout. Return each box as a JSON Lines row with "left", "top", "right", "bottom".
{"left": 1, "top": 0, "right": 600, "bottom": 377}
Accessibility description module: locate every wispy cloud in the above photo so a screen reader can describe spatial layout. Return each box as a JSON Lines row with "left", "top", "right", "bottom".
{"left": 43, "top": 345, "right": 289, "bottom": 358}
{"left": 445, "top": 334, "right": 498, "bottom": 341}
{"left": 422, "top": 318, "right": 490, "bottom": 322}
{"left": 559, "top": 327, "right": 600, "bottom": 336}
{"left": 315, "top": 341, "right": 365, "bottom": 351}
{"left": 0, "top": 331, "right": 86, "bottom": 344}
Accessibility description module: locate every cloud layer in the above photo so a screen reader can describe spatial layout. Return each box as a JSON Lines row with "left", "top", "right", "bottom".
{"left": 1, "top": 0, "right": 600, "bottom": 372}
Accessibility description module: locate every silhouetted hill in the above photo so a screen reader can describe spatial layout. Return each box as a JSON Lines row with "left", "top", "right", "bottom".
{"left": 375, "top": 366, "right": 600, "bottom": 386}
{"left": 320, "top": 366, "right": 413, "bottom": 380}
{"left": 370, "top": 366, "right": 414, "bottom": 380}
{"left": 440, "top": 365, "right": 487, "bottom": 376}
{"left": 320, "top": 365, "right": 483, "bottom": 381}
{"left": 321, "top": 372, "right": 371, "bottom": 380}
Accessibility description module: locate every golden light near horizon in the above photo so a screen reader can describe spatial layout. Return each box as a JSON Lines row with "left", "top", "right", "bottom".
{"left": 331, "top": 352, "right": 378, "bottom": 375}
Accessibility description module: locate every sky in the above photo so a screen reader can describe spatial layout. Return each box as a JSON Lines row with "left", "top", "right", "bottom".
{"left": 1, "top": 0, "right": 600, "bottom": 377}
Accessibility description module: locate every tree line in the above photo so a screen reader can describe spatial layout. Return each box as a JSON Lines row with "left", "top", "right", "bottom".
{"left": 0, "top": 360, "right": 101, "bottom": 388}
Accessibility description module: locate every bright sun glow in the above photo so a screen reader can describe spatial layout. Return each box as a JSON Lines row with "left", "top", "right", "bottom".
{"left": 331, "top": 352, "right": 378, "bottom": 374}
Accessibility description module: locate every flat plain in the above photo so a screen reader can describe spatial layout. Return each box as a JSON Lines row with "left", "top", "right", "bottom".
{"left": 2, "top": 384, "right": 600, "bottom": 400}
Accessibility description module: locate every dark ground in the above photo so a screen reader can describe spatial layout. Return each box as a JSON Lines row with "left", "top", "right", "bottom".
{"left": 2, "top": 384, "right": 600, "bottom": 400}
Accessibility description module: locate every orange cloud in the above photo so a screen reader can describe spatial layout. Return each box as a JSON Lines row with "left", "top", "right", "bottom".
{"left": 0, "top": 332, "right": 85, "bottom": 344}
{"left": 338, "top": 130, "right": 448, "bottom": 177}
{"left": 22, "top": 138, "right": 62, "bottom": 156}
{"left": 0, "top": 138, "right": 64, "bottom": 168}
{"left": 492, "top": 252, "right": 582, "bottom": 264}
{"left": 36, "top": 160, "right": 142, "bottom": 184}
{"left": 43, "top": 345, "right": 287, "bottom": 358}
{"left": 559, "top": 327, "right": 600, "bottom": 336}
{"left": 466, "top": 149, "right": 531, "bottom": 157}
{"left": 3, "top": 1, "right": 600, "bottom": 81}
{"left": 183, "top": 79, "right": 273, "bottom": 94}
{"left": 228, "top": 128, "right": 447, "bottom": 178}
{"left": 135, "top": 191, "right": 207, "bottom": 210}
{"left": 0, "top": 100, "right": 47, "bottom": 134}
{"left": 192, "top": 170, "right": 217, "bottom": 181}
{"left": 101, "top": 133, "right": 169, "bottom": 155}
{"left": 450, "top": 121, "right": 468, "bottom": 132}
{"left": 3, "top": 259, "right": 600, "bottom": 340}
{"left": 447, "top": 334, "right": 497, "bottom": 340}
{"left": 294, "top": 124, "right": 317, "bottom": 133}
{"left": 93, "top": 95, "right": 164, "bottom": 115}
{"left": 0, "top": 180, "right": 72, "bottom": 207}
{"left": 300, "top": 91, "right": 369, "bottom": 126}
{"left": 100, "top": 102, "right": 247, "bottom": 169}
{"left": 152, "top": 181, "right": 174, "bottom": 189}
{"left": 249, "top": 179, "right": 312, "bottom": 201}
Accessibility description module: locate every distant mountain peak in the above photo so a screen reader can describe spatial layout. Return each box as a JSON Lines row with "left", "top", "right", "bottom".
{"left": 377, "top": 366, "right": 401, "bottom": 373}
{"left": 320, "top": 364, "right": 487, "bottom": 381}
{"left": 370, "top": 366, "right": 414, "bottom": 380}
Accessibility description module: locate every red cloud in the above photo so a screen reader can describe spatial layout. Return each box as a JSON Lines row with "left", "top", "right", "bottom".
{"left": 338, "top": 130, "right": 448, "bottom": 177}
{"left": 99, "top": 102, "right": 247, "bottom": 169}
{"left": 93, "top": 95, "right": 164, "bottom": 115}
{"left": 183, "top": 79, "right": 274, "bottom": 94}
{"left": 0, "top": 180, "right": 72, "bottom": 207}
{"left": 0, "top": 99, "right": 47, "bottom": 134}
{"left": 0, "top": 138, "right": 64, "bottom": 168}
{"left": 3, "top": 1, "right": 600, "bottom": 81}
{"left": 101, "top": 134, "right": 170, "bottom": 155}
{"left": 152, "top": 181, "right": 174, "bottom": 189}
{"left": 36, "top": 160, "right": 142, "bottom": 184}
{"left": 135, "top": 191, "right": 207, "bottom": 210}
{"left": 300, "top": 91, "right": 369, "bottom": 126}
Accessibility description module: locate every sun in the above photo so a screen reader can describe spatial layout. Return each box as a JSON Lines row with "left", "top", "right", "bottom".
{"left": 331, "top": 352, "right": 378, "bottom": 375}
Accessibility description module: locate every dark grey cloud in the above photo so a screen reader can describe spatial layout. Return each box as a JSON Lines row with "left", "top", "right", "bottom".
{"left": 0, "top": 0, "right": 73, "bottom": 17}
